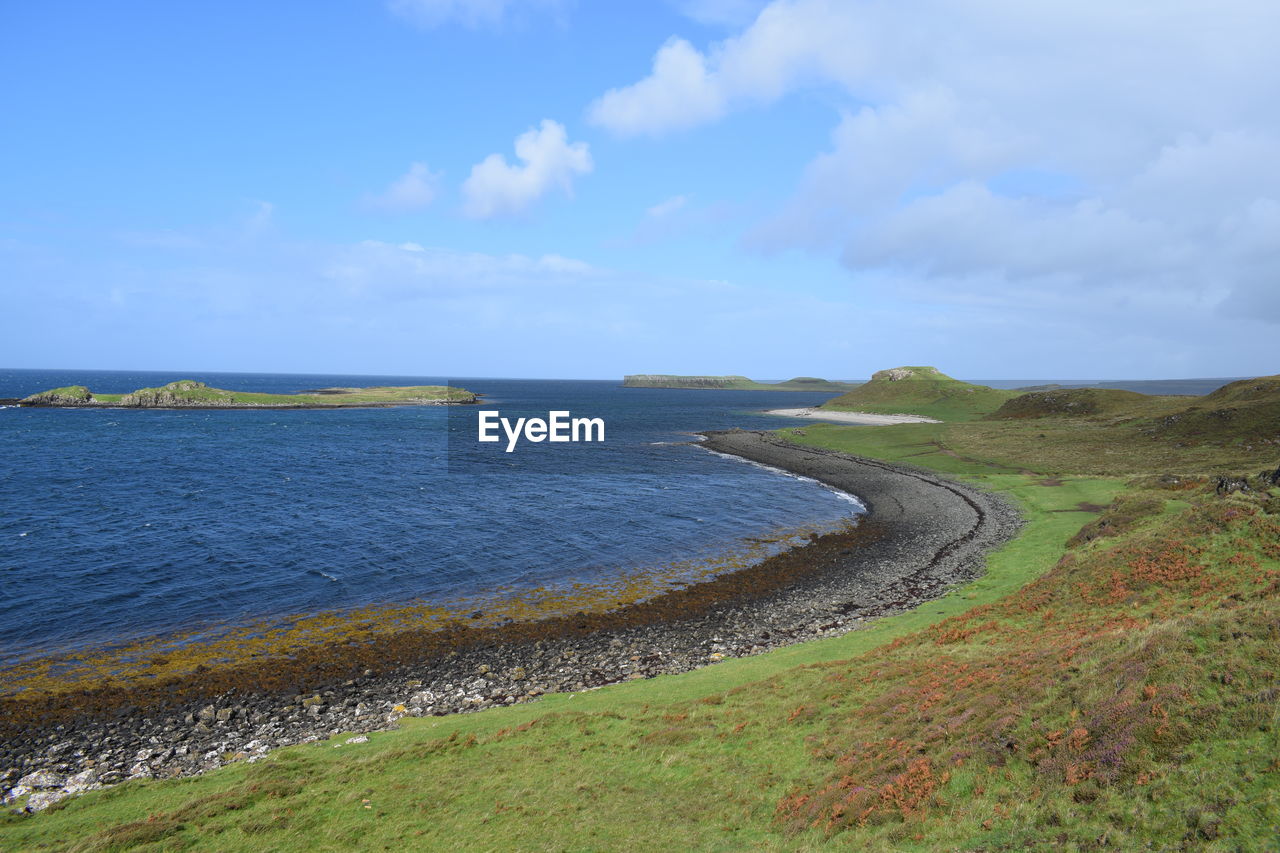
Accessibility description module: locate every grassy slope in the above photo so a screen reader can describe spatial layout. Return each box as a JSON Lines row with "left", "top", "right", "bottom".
{"left": 5, "top": 387, "right": 1279, "bottom": 850}
{"left": 987, "top": 388, "right": 1166, "bottom": 420}
{"left": 24, "top": 381, "right": 474, "bottom": 406}
{"left": 772, "top": 377, "right": 861, "bottom": 392}
{"left": 821, "top": 366, "right": 1017, "bottom": 422}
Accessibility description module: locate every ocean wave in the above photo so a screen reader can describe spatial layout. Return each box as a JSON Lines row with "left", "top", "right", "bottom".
{"left": 698, "top": 446, "right": 867, "bottom": 512}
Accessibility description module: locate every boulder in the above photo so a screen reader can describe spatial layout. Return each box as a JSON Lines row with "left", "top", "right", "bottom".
{"left": 62, "top": 768, "right": 99, "bottom": 794}
{"left": 17, "top": 770, "right": 63, "bottom": 790}
{"left": 24, "top": 791, "right": 69, "bottom": 812}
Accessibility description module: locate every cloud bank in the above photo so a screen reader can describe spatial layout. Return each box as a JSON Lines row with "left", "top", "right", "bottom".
{"left": 592, "top": 0, "right": 1280, "bottom": 326}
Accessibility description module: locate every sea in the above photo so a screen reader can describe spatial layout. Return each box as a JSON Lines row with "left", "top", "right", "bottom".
{"left": 0, "top": 369, "right": 865, "bottom": 665}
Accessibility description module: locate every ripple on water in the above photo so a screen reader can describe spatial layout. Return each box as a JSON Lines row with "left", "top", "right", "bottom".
{"left": 0, "top": 374, "right": 863, "bottom": 661}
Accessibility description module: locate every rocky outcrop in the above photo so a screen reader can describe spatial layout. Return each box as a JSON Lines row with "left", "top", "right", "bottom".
{"left": 118, "top": 380, "right": 223, "bottom": 407}
{"left": 20, "top": 386, "right": 95, "bottom": 406}
{"left": 870, "top": 366, "right": 949, "bottom": 383}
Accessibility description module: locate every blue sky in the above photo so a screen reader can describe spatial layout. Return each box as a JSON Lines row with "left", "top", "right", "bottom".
{"left": 3, "top": 0, "right": 1277, "bottom": 379}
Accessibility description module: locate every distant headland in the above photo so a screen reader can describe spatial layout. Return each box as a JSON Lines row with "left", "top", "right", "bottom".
{"left": 622, "top": 374, "right": 859, "bottom": 392}
{"left": 11, "top": 379, "right": 478, "bottom": 409}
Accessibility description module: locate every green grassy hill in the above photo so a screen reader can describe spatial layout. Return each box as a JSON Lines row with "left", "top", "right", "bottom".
{"left": 821, "top": 366, "right": 1017, "bottom": 421}
{"left": 21, "top": 380, "right": 476, "bottom": 407}
{"left": 622, "top": 374, "right": 760, "bottom": 389}
{"left": 4, "top": 374, "right": 1278, "bottom": 850}
{"left": 623, "top": 374, "right": 858, "bottom": 391}
{"left": 1201, "top": 375, "right": 1280, "bottom": 405}
{"left": 983, "top": 374, "right": 1280, "bottom": 456}
{"left": 773, "top": 376, "right": 860, "bottom": 392}
{"left": 987, "top": 388, "right": 1161, "bottom": 420}
{"left": 1138, "top": 377, "right": 1280, "bottom": 447}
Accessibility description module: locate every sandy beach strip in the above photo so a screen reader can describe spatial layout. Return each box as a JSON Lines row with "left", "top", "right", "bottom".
{"left": 765, "top": 407, "right": 941, "bottom": 425}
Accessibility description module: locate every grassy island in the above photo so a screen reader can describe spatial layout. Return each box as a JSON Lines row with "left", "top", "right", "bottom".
{"left": 19, "top": 380, "right": 478, "bottom": 408}
{"left": 624, "top": 374, "right": 859, "bottom": 391}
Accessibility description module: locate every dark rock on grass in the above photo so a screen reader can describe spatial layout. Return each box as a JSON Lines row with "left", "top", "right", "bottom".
{"left": 1216, "top": 474, "right": 1250, "bottom": 495}
{"left": 1, "top": 431, "right": 1021, "bottom": 811}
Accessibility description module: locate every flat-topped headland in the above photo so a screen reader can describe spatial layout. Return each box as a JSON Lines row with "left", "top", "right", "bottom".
{"left": 763, "top": 365, "right": 1009, "bottom": 423}
{"left": 623, "top": 374, "right": 858, "bottom": 391}
{"left": 818, "top": 365, "right": 1018, "bottom": 421}
{"left": 15, "top": 379, "right": 478, "bottom": 409}
{"left": 0, "top": 430, "right": 1019, "bottom": 800}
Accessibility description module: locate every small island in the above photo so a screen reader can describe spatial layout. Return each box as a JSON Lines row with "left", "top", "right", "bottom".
{"left": 15, "top": 380, "right": 478, "bottom": 409}
{"left": 623, "top": 374, "right": 859, "bottom": 391}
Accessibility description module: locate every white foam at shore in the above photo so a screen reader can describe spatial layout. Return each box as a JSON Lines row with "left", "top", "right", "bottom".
{"left": 699, "top": 445, "right": 867, "bottom": 513}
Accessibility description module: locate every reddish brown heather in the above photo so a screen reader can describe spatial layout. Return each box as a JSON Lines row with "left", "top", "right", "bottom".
{"left": 773, "top": 486, "right": 1280, "bottom": 836}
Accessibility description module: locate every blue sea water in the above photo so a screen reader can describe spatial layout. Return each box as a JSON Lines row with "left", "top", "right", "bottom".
{"left": 0, "top": 369, "right": 861, "bottom": 663}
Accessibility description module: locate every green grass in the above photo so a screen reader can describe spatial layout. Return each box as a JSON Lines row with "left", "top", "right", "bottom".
{"left": 23, "top": 385, "right": 93, "bottom": 403}
{"left": 622, "top": 375, "right": 858, "bottom": 392}
{"left": 5, "top": 380, "right": 1279, "bottom": 850}
{"left": 820, "top": 366, "right": 1017, "bottom": 421}
{"left": 987, "top": 388, "right": 1173, "bottom": 420}
{"left": 22, "top": 380, "right": 476, "bottom": 408}
{"left": 788, "top": 400, "right": 1280, "bottom": 476}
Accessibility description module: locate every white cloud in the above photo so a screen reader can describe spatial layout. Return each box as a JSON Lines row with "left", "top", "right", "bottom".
{"left": 10, "top": 218, "right": 1276, "bottom": 376}
{"left": 593, "top": 1, "right": 1279, "bottom": 139}
{"left": 843, "top": 183, "right": 1182, "bottom": 285}
{"left": 588, "top": 38, "right": 727, "bottom": 137}
{"left": 748, "top": 89, "right": 1027, "bottom": 250}
{"left": 647, "top": 194, "right": 689, "bottom": 218}
{"left": 387, "top": 0, "right": 565, "bottom": 28}
{"left": 588, "top": 0, "right": 872, "bottom": 137}
{"left": 593, "top": 0, "right": 1280, "bottom": 325}
{"left": 461, "top": 120, "right": 593, "bottom": 218}
{"left": 324, "top": 240, "right": 602, "bottom": 296}
{"left": 363, "top": 162, "right": 439, "bottom": 213}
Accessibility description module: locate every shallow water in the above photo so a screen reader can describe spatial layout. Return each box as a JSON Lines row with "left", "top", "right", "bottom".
{"left": 0, "top": 369, "right": 862, "bottom": 662}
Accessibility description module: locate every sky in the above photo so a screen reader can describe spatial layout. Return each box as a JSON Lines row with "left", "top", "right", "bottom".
{"left": 2, "top": 0, "right": 1278, "bottom": 380}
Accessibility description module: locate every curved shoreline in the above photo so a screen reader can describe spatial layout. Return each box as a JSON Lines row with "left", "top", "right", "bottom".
{"left": 1, "top": 431, "right": 1022, "bottom": 810}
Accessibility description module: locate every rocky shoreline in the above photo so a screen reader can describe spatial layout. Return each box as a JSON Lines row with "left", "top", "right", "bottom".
{"left": 1, "top": 430, "right": 1022, "bottom": 812}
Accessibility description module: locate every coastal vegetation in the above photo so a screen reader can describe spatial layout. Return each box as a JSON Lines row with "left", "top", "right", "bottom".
{"left": 623, "top": 374, "right": 858, "bottom": 391}
{"left": 19, "top": 380, "right": 477, "bottom": 408}
{"left": 2, "top": 369, "right": 1278, "bottom": 849}
{"left": 820, "top": 365, "right": 1018, "bottom": 421}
